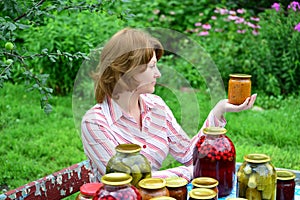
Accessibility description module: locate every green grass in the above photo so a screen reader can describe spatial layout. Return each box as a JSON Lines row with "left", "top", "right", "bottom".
{"left": 1, "top": 82, "right": 300, "bottom": 198}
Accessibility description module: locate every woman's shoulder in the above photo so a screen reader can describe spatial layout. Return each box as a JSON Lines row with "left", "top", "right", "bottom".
{"left": 141, "top": 93, "right": 167, "bottom": 107}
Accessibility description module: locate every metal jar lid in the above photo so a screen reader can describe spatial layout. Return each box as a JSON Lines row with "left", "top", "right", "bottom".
{"left": 203, "top": 127, "right": 227, "bottom": 136}
{"left": 226, "top": 198, "right": 248, "bottom": 200}
{"left": 80, "top": 183, "right": 103, "bottom": 196}
{"left": 189, "top": 188, "right": 217, "bottom": 199}
{"left": 138, "top": 178, "right": 166, "bottom": 189}
{"left": 101, "top": 172, "right": 132, "bottom": 186}
{"left": 150, "top": 196, "right": 177, "bottom": 200}
{"left": 244, "top": 153, "right": 271, "bottom": 163}
{"left": 115, "top": 143, "right": 141, "bottom": 153}
{"left": 229, "top": 74, "right": 252, "bottom": 78}
{"left": 191, "top": 177, "right": 219, "bottom": 188}
{"left": 165, "top": 177, "right": 188, "bottom": 188}
{"left": 276, "top": 170, "right": 296, "bottom": 181}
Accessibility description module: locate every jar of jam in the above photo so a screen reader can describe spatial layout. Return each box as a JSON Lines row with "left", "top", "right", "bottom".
{"left": 188, "top": 188, "right": 217, "bottom": 200}
{"left": 228, "top": 74, "right": 251, "bottom": 105}
{"left": 236, "top": 153, "right": 276, "bottom": 200}
{"left": 165, "top": 177, "right": 188, "bottom": 200}
{"left": 276, "top": 170, "right": 296, "bottom": 200}
{"left": 191, "top": 177, "right": 219, "bottom": 196}
{"left": 76, "top": 183, "right": 103, "bottom": 200}
{"left": 193, "top": 127, "right": 236, "bottom": 197}
{"left": 93, "top": 172, "right": 141, "bottom": 200}
{"left": 138, "top": 178, "right": 170, "bottom": 200}
{"left": 106, "top": 143, "right": 152, "bottom": 187}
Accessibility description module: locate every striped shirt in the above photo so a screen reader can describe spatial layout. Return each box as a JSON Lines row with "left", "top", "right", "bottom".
{"left": 81, "top": 93, "right": 226, "bottom": 182}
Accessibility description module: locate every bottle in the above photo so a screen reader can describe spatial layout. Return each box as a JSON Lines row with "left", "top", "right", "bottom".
{"left": 228, "top": 74, "right": 251, "bottom": 105}
{"left": 191, "top": 177, "right": 219, "bottom": 197}
{"left": 188, "top": 188, "right": 217, "bottom": 200}
{"left": 193, "top": 127, "right": 236, "bottom": 197}
{"left": 76, "top": 183, "right": 103, "bottom": 200}
{"left": 93, "top": 172, "right": 141, "bottom": 200}
{"left": 106, "top": 143, "right": 152, "bottom": 187}
{"left": 236, "top": 153, "right": 276, "bottom": 200}
{"left": 276, "top": 170, "right": 296, "bottom": 200}
{"left": 165, "top": 177, "right": 188, "bottom": 200}
{"left": 138, "top": 178, "right": 170, "bottom": 200}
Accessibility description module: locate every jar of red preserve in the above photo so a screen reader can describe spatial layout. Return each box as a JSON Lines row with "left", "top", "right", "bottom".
{"left": 93, "top": 172, "right": 141, "bottom": 200}
{"left": 76, "top": 183, "right": 103, "bottom": 200}
{"left": 276, "top": 170, "right": 296, "bottom": 200}
{"left": 193, "top": 127, "right": 236, "bottom": 197}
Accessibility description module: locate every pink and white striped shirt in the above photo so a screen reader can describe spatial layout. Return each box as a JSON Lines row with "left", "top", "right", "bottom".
{"left": 81, "top": 93, "right": 226, "bottom": 182}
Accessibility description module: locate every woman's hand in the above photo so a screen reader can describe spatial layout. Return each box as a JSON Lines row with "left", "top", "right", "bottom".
{"left": 213, "top": 94, "right": 257, "bottom": 120}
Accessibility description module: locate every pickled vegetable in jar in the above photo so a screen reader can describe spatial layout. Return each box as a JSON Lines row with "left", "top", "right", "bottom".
{"left": 76, "top": 183, "right": 103, "bottom": 200}
{"left": 228, "top": 74, "right": 251, "bottom": 105}
{"left": 193, "top": 127, "right": 236, "bottom": 197}
{"left": 191, "top": 177, "right": 219, "bottom": 197}
{"left": 276, "top": 170, "right": 296, "bottom": 200}
{"left": 165, "top": 177, "right": 188, "bottom": 200}
{"left": 188, "top": 188, "right": 217, "bottom": 200}
{"left": 138, "top": 178, "right": 170, "bottom": 200}
{"left": 106, "top": 144, "right": 151, "bottom": 187}
{"left": 236, "top": 153, "right": 276, "bottom": 200}
{"left": 93, "top": 172, "right": 141, "bottom": 200}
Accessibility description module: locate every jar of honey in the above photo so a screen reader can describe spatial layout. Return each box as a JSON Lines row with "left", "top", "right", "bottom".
{"left": 188, "top": 188, "right": 217, "bottom": 200}
{"left": 138, "top": 178, "right": 170, "bottom": 200}
{"left": 165, "top": 177, "right": 188, "bottom": 200}
{"left": 276, "top": 170, "right": 296, "bottom": 200}
{"left": 228, "top": 74, "right": 251, "bottom": 105}
{"left": 191, "top": 177, "right": 219, "bottom": 196}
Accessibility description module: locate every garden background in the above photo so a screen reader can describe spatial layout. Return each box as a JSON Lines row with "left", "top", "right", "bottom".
{"left": 1, "top": 0, "right": 300, "bottom": 198}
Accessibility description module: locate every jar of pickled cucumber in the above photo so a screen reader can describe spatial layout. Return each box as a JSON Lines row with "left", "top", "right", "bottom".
{"left": 236, "top": 153, "right": 277, "bottom": 200}
{"left": 106, "top": 143, "right": 152, "bottom": 187}
{"left": 165, "top": 177, "right": 188, "bottom": 200}
{"left": 191, "top": 177, "right": 219, "bottom": 197}
{"left": 276, "top": 170, "right": 296, "bottom": 200}
{"left": 93, "top": 172, "right": 141, "bottom": 200}
{"left": 138, "top": 178, "right": 170, "bottom": 200}
{"left": 193, "top": 127, "right": 236, "bottom": 197}
{"left": 228, "top": 74, "right": 251, "bottom": 105}
{"left": 188, "top": 188, "right": 217, "bottom": 200}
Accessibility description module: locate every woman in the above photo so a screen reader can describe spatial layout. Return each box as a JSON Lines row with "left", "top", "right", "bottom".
{"left": 81, "top": 28, "right": 257, "bottom": 181}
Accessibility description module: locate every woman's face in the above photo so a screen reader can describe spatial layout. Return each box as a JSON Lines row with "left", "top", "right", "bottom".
{"left": 133, "top": 52, "right": 161, "bottom": 94}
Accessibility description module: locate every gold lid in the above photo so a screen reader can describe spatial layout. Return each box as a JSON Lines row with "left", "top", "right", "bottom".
{"left": 115, "top": 143, "right": 141, "bottom": 153}
{"left": 138, "top": 178, "right": 166, "bottom": 189}
{"left": 229, "top": 74, "right": 252, "bottom": 78}
{"left": 189, "top": 188, "right": 217, "bottom": 199}
{"left": 276, "top": 170, "right": 296, "bottom": 181}
{"left": 226, "top": 198, "right": 248, "bottom": 200}
{"left": 203, "top": 127, "right": 227, "bottom": 136}
{"left": 191, "top": 177, "right": 219, "bottom": 188}
{"left": 244, "top": 153, "right": 271, "bottom": 163}
{"left": 101, "top": 173, "right": 132, "bottom": 186}
{"left": 165, "top": 177, "right": 188, "bottom": 188}
{"left": 150, "top": 196, "right": 177, "bottom": 200}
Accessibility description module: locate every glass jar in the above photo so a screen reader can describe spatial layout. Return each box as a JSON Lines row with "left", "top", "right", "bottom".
{"left": 76, "top": 183, "right": 103, "bottom": 200}
{"left": 93, "top": 172, "right": 141, "bottom": 200}
{"left": 138, "top": 178, "right": 170, "bottom": 200}
{"left": 193, "top": 127, "right": 236, "bottom": 197}
{"left": 228, "top": 74, "right": 251, "bottom": 105}
{"left": 191, "top": 177, "right": 219, "bottom": 197}
{"left": 188, "top": 188, "right": 217, "bottom": 200}
{"left": 150, "top": 197, "right": 177, "bottom": 200}
{"left": 165, "top": 177, "right": 188, "bottom": 200}
{"left": 236, "top": 153, "right": 276, "bottom": 200}
{"left": 106, "top": 143, "right": 152, "bottom": 187}
{"left": 276, "top": 170, "right": 296, "bottom": 200}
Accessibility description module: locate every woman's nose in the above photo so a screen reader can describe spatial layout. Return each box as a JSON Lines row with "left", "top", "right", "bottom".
{"left": 155, "top": 67, "right": 161, "bottom": 78}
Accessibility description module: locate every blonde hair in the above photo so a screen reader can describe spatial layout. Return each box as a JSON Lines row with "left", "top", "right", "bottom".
{"left": 93, "top": 28, "right": 164, "bottom": 103}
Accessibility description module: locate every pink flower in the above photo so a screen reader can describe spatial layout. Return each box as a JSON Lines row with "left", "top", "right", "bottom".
{"left": 294, "top": 23, "right": 300, "bottom": 32}
{"left": 229, "top": 10, "right": 236, "bottom": 15}
{"left": 246, "top": 22, "right": 256, "bottom": 29}
{"left": 252, "top": 29, "right": 259, "bottom": 35}
{"left": 219, "top": 8, "right": 228, "bottom": 15}
{"left": 198, "top": 31, "right": 209, "bottom": 36}
{"left": 288, "top": 1, "right": 300, "bottom": 11}
{"left": 271, "top": 3, "right": 281, "bottom": 11}
{"left": 211, "top": 16, "right": 217, "bottom": 20}
{"left": 235, "top": 17, "right": 245, "bottom": 24}
{"left": 237, "top": 9, "right": 245, "bottom": 14}
{"left": 237, "top": 29, "right": 246, "bottom": 34}
{"left": 202, "top": 24, "right": 211, "bottom": 30}
{"left": 250, "top": 16, "right": 260, "bottom": 22}
{"left": 228, "top": 15, "right": 238, "bottom": 21}
{"left": 195, "top": 22, "right": 202, "bottom": 27}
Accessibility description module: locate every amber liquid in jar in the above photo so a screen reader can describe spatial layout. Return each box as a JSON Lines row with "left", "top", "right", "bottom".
{"left": 138, "top": 178, "right": 170, "bottom": 200}
{"left": 165, "top": 177, "right": 188, "bottom": 200}
{"left": 276, "top": 170, "right": 296, "bottom": 200}
{"left": 228, "top": 74, "right": 251, "bottom": 105}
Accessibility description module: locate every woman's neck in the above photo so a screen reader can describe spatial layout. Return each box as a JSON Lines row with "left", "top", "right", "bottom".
{"left": 114, "top": 91, "right": 140, "bottom": 116}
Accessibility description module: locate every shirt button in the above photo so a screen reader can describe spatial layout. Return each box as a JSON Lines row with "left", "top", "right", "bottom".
{"left": 143, "top": 145, "right": 147, "bottom": 149}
